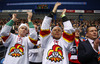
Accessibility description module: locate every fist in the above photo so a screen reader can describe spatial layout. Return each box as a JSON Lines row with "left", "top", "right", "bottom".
{"left": 55, "top": 2, "right": 61, "bottom": 7}
{"left": 27, "top": 12, "right": 33, "bottom": 22}
{"left": 27, "top": 12, "right": 33, "bottom": 18}
{"left": 12, "top": 14, "right": 18, "bottom": 21}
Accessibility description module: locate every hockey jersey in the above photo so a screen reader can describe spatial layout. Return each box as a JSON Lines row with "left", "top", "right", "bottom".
{"left": 0, "top": 20, "right": 37, "bottom": 64}
{"left": 29, "top": 41, "right": 43, "bottom": 63}
{"left": 40, "top": 16, "right": 75, "bottom": 64}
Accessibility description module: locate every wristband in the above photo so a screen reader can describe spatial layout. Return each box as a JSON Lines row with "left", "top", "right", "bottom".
{"left": 61, "top": 14, "right": 66, "bottom": 18}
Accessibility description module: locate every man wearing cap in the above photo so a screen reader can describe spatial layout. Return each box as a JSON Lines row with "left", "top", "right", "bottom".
{"left": 0, "top": 12, "right": 37, "bottom": 64}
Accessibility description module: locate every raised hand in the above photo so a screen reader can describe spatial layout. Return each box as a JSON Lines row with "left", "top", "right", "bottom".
{"left": 61, "top": 9, "right": 66, "bottom": 17}
{"left": 52, "top": 2, "right": 61, "bottom": 13}
{"left": 27, "top": 12, "right": 33, "bottom": 22}
{"left": 55, "top": 2, "right": 61, "bottom": 7}
{"left": 62, "top": 9, "right": 66, "bottom": 15}
{"left": 94, "top": 37, "right": 100, "bottom": 51}
{"left": 11, "top": 14, "right": 18, "bottom": 21}
{"left": 94, "top": 37, "right": 100, "bottom": 44}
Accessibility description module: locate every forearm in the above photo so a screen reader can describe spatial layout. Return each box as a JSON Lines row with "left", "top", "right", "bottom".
{"left": 52, "top": 3, "right": 59, "bottom": 13}
{"left": 27, "top": 12, "right": 33, "bottom": 22}
{"left": 62, "top": 14, "right": 75, "bottom": 34}
{"left": 48, "top": 12, "right": 55, "bottom": 18}
{"left": 28, "top": 22, "right": 36, "bottom": 38}
{"left": 61, "top": 13, "right": 73, "bottom": 30}
{"left": 40, "top": 16, "right": 51, "bottom": 48}
{"left": 28, "top": 22, "right": 37, "bottom": 45}
{"left": 61, "top": 14, "right": 68, "bottom": 22}
{"left": 1, "top": 20, "right": 14, "bottom": 36}
{"left": 28, "top": 22, "right": 34, "bottom": 28}
{"left": 62, "top": 16, "right": 75, "bottom": 43}
{"left": 6, "top": 19, "right": 14, "bottom": 26}
{"left": 48, "top": 2, "right": 61, "bottom": 18}
{"left": 41, "top": 16, "right": 52, "bottom": 30}
{"left": 28, "top": 19, "right": 31, "bottom": 22}
{"left": 62, "top": 15, "right": 74, "bottom": 49}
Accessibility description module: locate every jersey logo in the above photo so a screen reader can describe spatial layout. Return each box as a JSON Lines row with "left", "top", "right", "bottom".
{"left": 8, "top": 43, "right": 24, "bottom": 57}
{"left": 47, "top": 45, "right": 64, "bottom": 62}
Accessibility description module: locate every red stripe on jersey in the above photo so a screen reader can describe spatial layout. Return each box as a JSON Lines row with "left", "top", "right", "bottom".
{"left": 63, "top": 31, "right": 75, "bottom": 43}
{"left": 40, "top": 29, "right": 50, "bottom": 37}
{"left": 1, "top": 36, "right": 9, "bottom": 42}
{"left": 29, "top": 37, "right": 37, "bottom": 45}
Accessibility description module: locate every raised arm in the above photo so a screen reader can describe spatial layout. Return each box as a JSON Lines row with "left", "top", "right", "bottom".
{"left": 40, "top": 2, "right": 61, "bottom": 48}
{"left": 48, "top": 2, "right": 61, "bottom": 18}
{"left": 61, "top": 9, "right": 75, "bottom": 50}
{"left": 1, "top": 14, "right": 18, "bottom": 42}
{"left": 27, "top": 12, "right": 37, "bottom": 46}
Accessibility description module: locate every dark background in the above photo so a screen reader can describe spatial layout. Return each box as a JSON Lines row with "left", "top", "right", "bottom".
{"left": 0, "top": 0, "right": 100, "bottom": 10}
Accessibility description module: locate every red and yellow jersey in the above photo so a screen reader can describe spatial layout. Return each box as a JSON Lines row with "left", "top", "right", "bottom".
{"left": 0, "top": 20, "right": 37, "bottom": 64}
{"left": 40, "top": 16, "right": 75, "bottom": 64}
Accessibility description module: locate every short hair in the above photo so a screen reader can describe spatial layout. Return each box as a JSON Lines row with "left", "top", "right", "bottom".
{"left": 86, "top": 25, "right": 96, "bottom": 33}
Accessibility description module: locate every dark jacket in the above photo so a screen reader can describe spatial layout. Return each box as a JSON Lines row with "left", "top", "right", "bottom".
{"left": 78, "top": 40, "right": 99, "bottom": 64}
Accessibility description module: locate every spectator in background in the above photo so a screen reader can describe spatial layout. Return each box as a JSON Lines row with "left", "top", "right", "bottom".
{"left": 78, "top": 26, "right": 100, "bottom": 64}
{"left": 73, "top": 24, "right": 77, "bottom": 29}
{"left": 68, "top": 28, "right": 81, "bottom": 64}
{"left": 29, "top": 24, "right": 43, "bottom": 64}
{"left": 0, "top": 12, "right": 37, "bottom": 64}
{"left": 80, "top": 27, "right": 85, "bottom": 37}
{"left": 29, "top": 40, "right": 43, "bottom": 64}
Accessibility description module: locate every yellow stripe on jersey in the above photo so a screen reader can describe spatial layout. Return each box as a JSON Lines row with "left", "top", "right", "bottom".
{"left": 63, "top": 31, "right": 75, "bottom": 43}
{"left": 40, "top": 29, "right": 50, "bottom": 37}
{"left": 1, "top": 36, "right": 9, "bottom": 42}
{"left": 29, "top": 36, "right": 37, "bottom": 45}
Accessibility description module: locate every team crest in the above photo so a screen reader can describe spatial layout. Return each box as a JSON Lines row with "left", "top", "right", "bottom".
{"left": 8, "top": 43, "right": 24, "bottom": 57}
{"left": 47, "top": 45, "right": 64, "bottom": 62}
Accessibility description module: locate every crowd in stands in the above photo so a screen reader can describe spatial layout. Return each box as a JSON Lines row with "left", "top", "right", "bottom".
{"left": 0, "top": 14, "right": 100, "bottom": 64}
{"left": 0, "top": 1, "right": 100, "bottom": 64}
{"left": 0, "top": 18, "right": 100, "bottom": 37}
